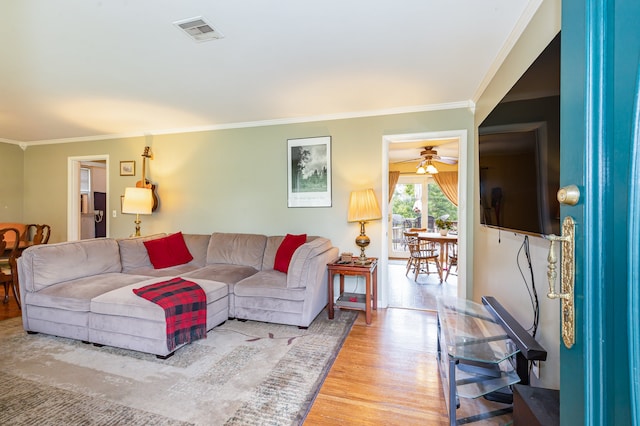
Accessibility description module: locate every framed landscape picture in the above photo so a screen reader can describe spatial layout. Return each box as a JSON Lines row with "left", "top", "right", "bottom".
{"left": 287, "top": 136, "right": 332, "bottom": 207}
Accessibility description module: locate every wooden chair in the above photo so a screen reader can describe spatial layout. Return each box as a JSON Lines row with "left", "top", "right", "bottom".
{"left": 0, "top": 227, "right": 21, "bottom": 307}
{"left": 24, "top": 224, "right": 51, "bottom": 245}
{"left": 405, "top": 234, "right": 442, "bottom": 282}
{"left": 445, "top": 241, "right": 458, "bottom": 281}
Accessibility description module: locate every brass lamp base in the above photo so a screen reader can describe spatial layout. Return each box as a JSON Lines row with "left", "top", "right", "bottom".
{"left": 132, "top": 214, "right": 142, "bottom": 237}
{"left": 355, "top": 221, "right": 370, "bottom": 263}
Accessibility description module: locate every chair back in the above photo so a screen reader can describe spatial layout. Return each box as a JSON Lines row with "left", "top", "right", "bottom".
{"left": 25, "top": 224, "right": 51, "bottom": 244}
{"left": 447, "top": 241, "right": 458, "bottom": 259}
{"left": 0, "top": 223, "right": 26, "bottom": 243}
{"left": 0, "top": 227, "right": 21, "bottom": 307}
{"left": 0, "top": 228, "right": 20, "bottom": 260}
{"left": 405, "top": 233, "right": 438, "bottom": 258}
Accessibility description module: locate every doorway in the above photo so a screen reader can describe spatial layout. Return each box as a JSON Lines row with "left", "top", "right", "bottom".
{"left": 381, "top": 130, "right": 468, "bottom": 310}
{"left": 387, "top": 173, "right": 459, "bottom": 310}
{"left": 68, "top": 155, "right": 109, "bottom": 241}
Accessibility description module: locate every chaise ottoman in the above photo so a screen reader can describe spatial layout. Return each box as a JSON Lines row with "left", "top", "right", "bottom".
{"left": 88, "top": 277, "right": 228, "bottom": 357}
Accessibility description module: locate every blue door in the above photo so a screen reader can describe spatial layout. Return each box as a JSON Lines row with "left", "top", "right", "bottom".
{"left": 561, "top": 0, "right": 639, "bottom": 424}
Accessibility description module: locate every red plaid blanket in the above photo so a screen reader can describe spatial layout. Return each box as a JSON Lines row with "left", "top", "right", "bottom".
{"left": 133, "top": 277, "right": 207, "bottom": 352}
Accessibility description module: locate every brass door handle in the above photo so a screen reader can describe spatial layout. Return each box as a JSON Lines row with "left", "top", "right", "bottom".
{"left": 544, "top": 216, "right": 576, "bottom": 349}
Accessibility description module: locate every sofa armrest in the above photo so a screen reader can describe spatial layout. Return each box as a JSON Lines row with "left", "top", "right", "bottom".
{"left": 297, "top": 246, "right": 339, "bottom": 326}
{"left": 286, "top": 237, "right": 333, "bottom": 288}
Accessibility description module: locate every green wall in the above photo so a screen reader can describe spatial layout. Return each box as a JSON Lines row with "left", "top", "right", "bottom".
{"left": 18, "top": 109, "right": 473, "bottom": 259}
{"left": 0, "top": 142, "right": 24, "bottom": 222}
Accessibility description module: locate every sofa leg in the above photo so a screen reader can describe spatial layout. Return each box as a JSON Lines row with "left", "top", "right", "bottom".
{"left": 81, "top": 341, "right": 90, "bottom": 344}
{"left": 157, "top": 352, "right": 175, "bottom": 360}
{"left": 93, "top": 343, "right": 104, "bottom": 347}
{"left": 237, "top": 318, "right": 248, "bottom": 322}
{"left": 26, "top": 331, "right": 38, "bottom": 335}
{"left": 298, "top": 326, "right": 308, "bottom": 330}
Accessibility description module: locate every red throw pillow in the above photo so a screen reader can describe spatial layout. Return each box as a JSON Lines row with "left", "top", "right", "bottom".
{"left": 274, "top": 233, "right": 307, "bottom": 273}
{"left": 143, "top": 232, "right": 193, "bottom": 269}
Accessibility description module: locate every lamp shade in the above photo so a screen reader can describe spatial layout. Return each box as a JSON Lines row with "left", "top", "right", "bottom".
{"left": 425, "top": 161, "right": 439, "bottom": 174}
{"left": 347, "top": 189, "right": 382, "bottom": 223}
{"left": 122, "top": 187, "right": 153, "bottom": 215}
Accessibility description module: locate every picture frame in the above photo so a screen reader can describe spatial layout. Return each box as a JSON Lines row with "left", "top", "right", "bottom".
{"left": 287, "top": 136, "right": 332, "bottom": 207}
{"left": 120, "top": 160, "right": 135, "bottom": 176}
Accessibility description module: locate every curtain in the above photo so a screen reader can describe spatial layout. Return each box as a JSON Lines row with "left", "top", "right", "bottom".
{"left": 433, "top": 172, "right": 458, "bottom": 206}
{"left": 388, "top": 171, "right": 400, "bottom": 203}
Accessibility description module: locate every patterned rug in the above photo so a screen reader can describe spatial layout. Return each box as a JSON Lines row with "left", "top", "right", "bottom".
{"left": 0, "top": 309, "right": 357, "bottom": 425}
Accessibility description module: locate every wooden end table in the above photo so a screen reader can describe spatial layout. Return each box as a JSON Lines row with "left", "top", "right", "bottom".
{"left": 327, "top": 258, "right": 378, "bottom": 324}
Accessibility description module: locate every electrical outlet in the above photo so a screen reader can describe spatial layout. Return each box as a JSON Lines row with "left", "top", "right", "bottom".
{"left": 112, "top": 210, "right": 117, "bottom": 218}
{"left": 532, "top": 360, "right": 540, "bottom": 378}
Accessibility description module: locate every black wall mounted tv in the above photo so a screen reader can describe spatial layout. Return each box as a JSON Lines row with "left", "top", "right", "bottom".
{"left": 479, "top": 33, "right": 560, "bottom": 236}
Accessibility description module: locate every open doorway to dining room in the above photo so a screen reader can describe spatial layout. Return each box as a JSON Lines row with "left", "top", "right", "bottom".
{"left": 383, "top": 134, "right": 464, "bottom": 311}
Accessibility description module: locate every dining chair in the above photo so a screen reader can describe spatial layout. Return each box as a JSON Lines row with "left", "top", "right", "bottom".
{"left": 24, "top": 224, "right": 51, "bottom": 245}
{"left": 405, "top": 234, "right": 442, "bottom": 282}
{"left": 445, "top": 241, "right": 458, "bottom": 281}
{"left": 0, "top": 227, "right": 21, "bottom": 307}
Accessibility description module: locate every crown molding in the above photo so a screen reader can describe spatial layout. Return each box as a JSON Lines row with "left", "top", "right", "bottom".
{"left": 6, "top": 101, "right": 475, "bottom": 147}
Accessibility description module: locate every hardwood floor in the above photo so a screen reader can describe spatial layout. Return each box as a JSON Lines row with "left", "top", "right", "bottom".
{"left": 0, "top": 291, "right": 20, "bottom": 321}
{"left": 305, "top": 308, "right": 449, "bottom": 425}
{"left": 306, "top": 262, "right": 513, "bottom": 426}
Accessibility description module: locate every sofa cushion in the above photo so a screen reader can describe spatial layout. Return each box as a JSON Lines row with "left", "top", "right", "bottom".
{"left": 182, "top": 234, "right": 210, "bottom": 267}
{"left": 182, "top": 264, "right": 258, "bottom": 287}
{"left": 287, "top": 237, "right": 332, "bottom": 288}
{"left": 91, "top": 277, "right": 228, "bottom": 320}
{"left": 20, "top": 239, "right": 122, "bottom": 292}
{"left": 26, "top": 273, "right": 147, "bottom": 312}
{"left": 262, "top": 236, "right": 285, "bottom": 270}
{"left": 144, "top": 232, "right": 193, "bottom": 269}
{"left": 206, "top": 233, "right": 267, "bottom": 270}
{"left": 118, "top": 234, "right": 166, "bottom": 272}
{"left": 234, "top": 270, "right": 306, "bottom": 301}
{"left": 122, "top": 263, "right": 201, "bottom": 278}
{"left": 274, "top": 234, "right": 307, "bottom": 273}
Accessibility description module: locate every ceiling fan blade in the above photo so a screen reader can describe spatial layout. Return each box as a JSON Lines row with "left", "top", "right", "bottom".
{"left": 434, "top": 157, "right": 458, "bottom": 165}
{"left": 391, "top": 157, "right": 423, "bottom": 164}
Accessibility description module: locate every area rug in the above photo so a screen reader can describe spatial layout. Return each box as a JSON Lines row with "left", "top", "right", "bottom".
{"left": 0, "top": 309, "right": 357, "bottom": 425}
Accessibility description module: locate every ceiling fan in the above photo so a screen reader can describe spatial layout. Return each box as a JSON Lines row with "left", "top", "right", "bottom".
{"left": 394, "top": 146, "right": 458, "bottom": 174}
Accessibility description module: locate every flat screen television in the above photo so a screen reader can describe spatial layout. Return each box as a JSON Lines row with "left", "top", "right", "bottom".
{"left": 479, "top": 33, "right": 560, "bottom": 236}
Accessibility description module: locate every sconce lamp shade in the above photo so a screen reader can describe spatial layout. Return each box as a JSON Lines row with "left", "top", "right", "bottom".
{"left": 122, "top": 187, "right": 153, "bottom": 215}
{"left": 347, "top": 189, "right": 382, "bottom": 223}
{"left": 347, "top": 189, "right": 381, "bottom": 263}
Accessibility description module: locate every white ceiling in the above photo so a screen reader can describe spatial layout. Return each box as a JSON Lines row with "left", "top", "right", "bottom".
{"left": 0, "top": 0, "right": 540, "bottom": 144}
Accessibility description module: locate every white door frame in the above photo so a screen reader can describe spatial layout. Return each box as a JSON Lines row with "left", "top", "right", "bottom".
{"left": 381, "top": 130, "right": 468, "bottom": 308}
{"left": 67, "top": 155, "right": 110, "bottom": 241}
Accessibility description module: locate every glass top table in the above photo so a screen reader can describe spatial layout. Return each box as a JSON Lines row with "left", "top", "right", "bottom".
{"left": 437, "top": 296, "right": 520, "bottom": 363}
{"left": 437, "top": 296, "right": 521, "bottom": 425}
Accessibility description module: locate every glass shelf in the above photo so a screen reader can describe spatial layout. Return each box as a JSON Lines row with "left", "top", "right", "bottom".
{"left": 438, "top": 296, "right": 519, "bottom": 363}
{"left": 437, "top": 296, "right": 521, "bottom": 425}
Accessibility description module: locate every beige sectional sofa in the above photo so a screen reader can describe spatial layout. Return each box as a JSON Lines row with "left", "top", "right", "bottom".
{"left": 17, "top": 232, "right": 338, "bottom": 357}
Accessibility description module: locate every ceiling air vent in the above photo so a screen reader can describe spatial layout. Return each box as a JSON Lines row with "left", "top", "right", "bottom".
{"left": 173, "top": 16, "right": 224, "bottom": 42}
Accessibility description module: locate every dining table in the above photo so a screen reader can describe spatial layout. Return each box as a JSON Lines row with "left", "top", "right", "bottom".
{"left": 417, "top": 232, "right": 458, "bottom": 269}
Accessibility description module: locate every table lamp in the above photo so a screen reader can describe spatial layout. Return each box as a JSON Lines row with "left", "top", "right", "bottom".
{"left": 122, "top": 187, "right": 153, "bottom": 237}
{"left": 347, "top": 188, "right": 382, "bottom": 263}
